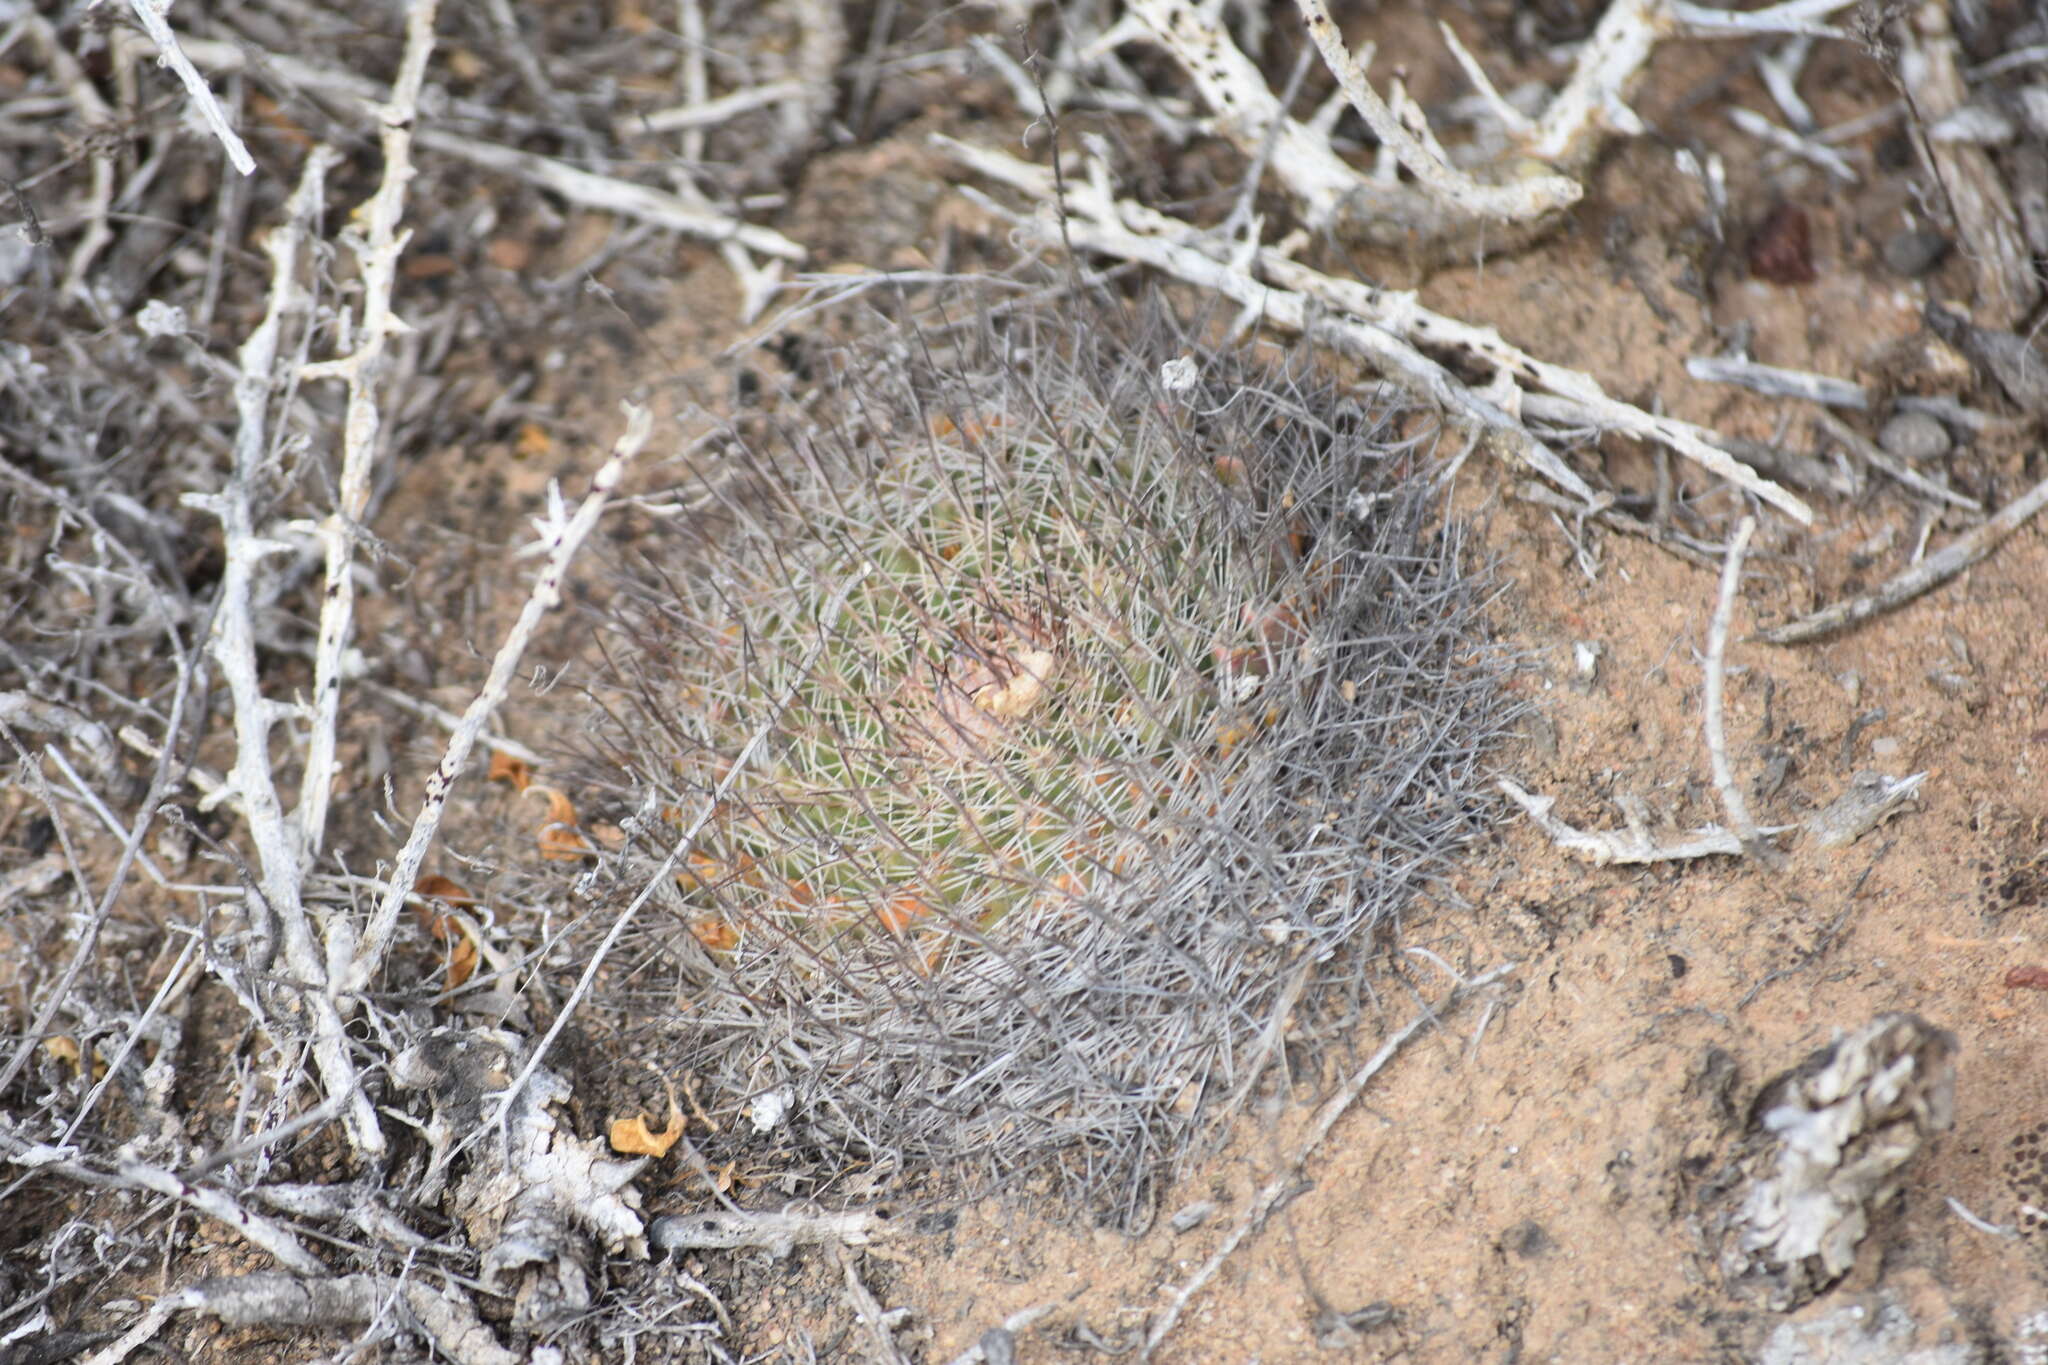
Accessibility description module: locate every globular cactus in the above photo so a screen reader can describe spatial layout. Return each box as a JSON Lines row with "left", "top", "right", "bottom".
{"left": 579, "top": 292, "right": 1515, "bottom": 1221}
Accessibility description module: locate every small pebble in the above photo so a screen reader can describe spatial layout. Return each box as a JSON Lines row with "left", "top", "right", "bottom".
{"left": 979, "top": 1328, "right": 1018, "bottom": 1365}
{"left": 1571, "top": 640, "right": 1602, "bottom": 694}
{"left": 1877, "top": 411, "right": 1952, "bottom": 461}
{"left": 1171, "top": 1200, "right": 1217, "bottom": 1232}
{"left": 1883, "top": 228, "right": 1950, "bottom": 277}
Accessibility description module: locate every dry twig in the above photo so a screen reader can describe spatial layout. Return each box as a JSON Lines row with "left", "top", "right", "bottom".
{"left": 1758, "top": 467, "right": 2048, "bottom": 643}
{"left": 120, "top": 0, "right": 255, "bottom": 176}
{"left": 184, "top": 146, "right": 382, "bottom": 1154}
{"left": 414, "top": 129, "right": 805, "bottom": 261}
{"left": 650, "top": 1204, "right": 888, "bottom": 1256}
{"left": 296, "top": 0, "right": 440, "bottom": 868}
{"left": 1084, "top": 0, "right": 1858, "bottom": 251}
{"left": 1703, "top": 516, "right": 1763, "bottom": 852}
{"left": 345, "top": 404, "right": 653, "bottom": 994}
{"left": 1499, "top": 777, "right": 1746, "bottom": 865}
{"left": 938, "top": 136, "right": 1812, "bottom": 524}
{"left": 1145, "top": 963, "right": 1517, "bottom": 1353}
{"left": 1900, "top": 2, "right": 2039, "bottom": 327}
{"left": 80, "top": 1273, "right": 520, "bottom": 1365}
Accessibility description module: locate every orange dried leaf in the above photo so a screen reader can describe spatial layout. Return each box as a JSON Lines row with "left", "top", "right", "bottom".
{"left": 690, "top": 917, "right": 740, "bottom": 952}
{"left": 930, "top": 410, "right": 1004, "bottom": 442}
{"left": 538, "top": 824, "right": 594, "bottom": 861}
{"left": 443, "top": 924, "right": 479, "bottom": 990}
{"left": 678, "top": 850, "right": 765, "bottom": 895}
{"left": 609, "top": 1110, "right": 685, "bottom": 1158}
{"left": 412, "top": 874, "right": 474, "bottom": 909}
{"left": 877, "top": 894, "right": 931, "bottom": 934}
{"left": 489, "top": 751, "right": 533, "bottom": 792}
{"left": 528, "top": 786, "right": 592, "bottom": 862}
{"left": 515, "top": 421, "right": 554, "bottom": 460}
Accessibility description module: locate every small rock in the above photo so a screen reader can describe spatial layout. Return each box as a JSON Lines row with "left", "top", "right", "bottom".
{"left": 1170, "top": 1200, "right": 1217, "bottom": 1232}
{"left": 1503, "top": 1218, "right": 1554, "bottom": 1259}
{"left": 1883, "top": 229, "right": 1950, "bottom": 277}
{"left": 979, "top": 1327, "right": 1018, "bottom": 1365}
{"left": 1877, "top": 411, "right": 1952, "bottom": 461}
{"left": 1571, "top": 640, "right": 1602, "bottom": 694}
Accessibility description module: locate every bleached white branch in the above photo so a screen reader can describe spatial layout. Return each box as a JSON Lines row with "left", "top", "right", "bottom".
{"left": 1899, "top": 1, "right": 2038, "bottom": 327}
{"left": 296, "top": 0, "right": 440, "bottom": 867}
{"left": 1115, "top": 0, "right": 1364, "bottom": 228}
{"left": 1437, "top": 20, "right": 1535, "bottom": 140}
{"left": 342, "top": 404, "right": 653, "bottom": 994}
{"left": 413, "top": 128, "right": 805, "bottom": 261}
{"left": 27, "top": 17, "right": 116, "bottom": 298}
{"left": 938, "top": 137, "right": 1812, "bottom": 524}
{"left": 0, "top": 691, "right": 117, "bottom": 781}
{"left": 183, "top": 147, "right": 384, "bottom": 1156}
{"left": 1671, "top": 0, "right": 1857, "bottom": 37}
{"left": 1094, "top": 0, "right": 1861, "bottom": 253}
{"left": 115, "top": 1161, "right": 326, "bottom": 1275}
{"left": 1758, "top": 467, "right": 2048, "bottom": 643}
{"left": 650, "top": 1204, "right": 887, "bottom": 1255}
{"left": 1728, "top": 106, "right": 1858, "bottom": 182}
{"left": 1685, "top": 354, "right": 1868, "bottom": 408}
{"left": 81, "top": 1274, "right": 521, "bottom": 1365}
{"left": 122, "top": 0, "right": 256, "bottom": 176}
{"left": 1295, "top": 0, "right": 1580, "bottom": 222}
{"left": 943, "top": 138, "right": 1596, "bottom": 506}
{"left": 1499, "top": 777, "right": 1745, "bottom": 865}
{"left": 1703, "top": 516, "right": 1761, "bottom": 849}
{"left": 625, "top": 78, "right": 808, "bottom": 138}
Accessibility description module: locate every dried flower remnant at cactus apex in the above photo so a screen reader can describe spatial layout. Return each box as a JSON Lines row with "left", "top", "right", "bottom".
{"left": 583, "top": 293, "right": 1517, "bottom": 1214}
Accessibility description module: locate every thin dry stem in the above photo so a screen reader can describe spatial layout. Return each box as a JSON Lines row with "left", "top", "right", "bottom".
{"left": 345, "top": 403, "right": 653, "bottom": 993}
{"left": 1758, "top": 467, "right": 2048, "bottom": 643}
{"left": 120, "top": 0, "right": 255, "bottom": 176}
{"left": 414, "top": 129, "right": 805, "bottom": 261}
{"left": 297, "top": 0, "right": 442, "bottom": 867}
{"left": 1499, "top": 777, "right": 1746, "bottom": 864}
{"left": 1703, "top": 516, "right": 1761, "bottom": 849}
{"left": 186, "top": 146, "right": 384, "bottom": 1155}
{"left": 939, "top": 137, "right": 1812, "bottom": 524}
{"left": 1145, "top": 963, "right": 1517, "bottom": 1354}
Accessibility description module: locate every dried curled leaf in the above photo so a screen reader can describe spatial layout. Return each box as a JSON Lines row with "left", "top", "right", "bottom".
{"left": 689, "top": 918, "right": 739, "bottom": 952}
{"left": 609, "top": 1110, "right": 685, "bottom": 1158}
{"left": 527, "top": 786, "right": 593, "bottom": 862}
{"left": 489, "top": 750, "right": 534, "bottom": 792}
{"left": 411, "top": 875, "right": 481, "bottom": 990}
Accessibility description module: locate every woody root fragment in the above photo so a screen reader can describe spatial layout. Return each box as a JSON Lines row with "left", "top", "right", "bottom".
{"left": 937, "top": 137, "right": 1810, "bottom": 526}
{"left": 1076, "top": 0, "right": 1859, "bottom": 253}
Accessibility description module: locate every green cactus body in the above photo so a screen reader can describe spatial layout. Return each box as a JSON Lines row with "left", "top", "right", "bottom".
{"left": 589, "top": 297, "right": 1513, "bottom": 1213}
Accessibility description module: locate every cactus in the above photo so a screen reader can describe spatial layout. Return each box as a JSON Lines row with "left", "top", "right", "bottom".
{"left": 580, "top": 292, "right": 1516, "bottom": 1220}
